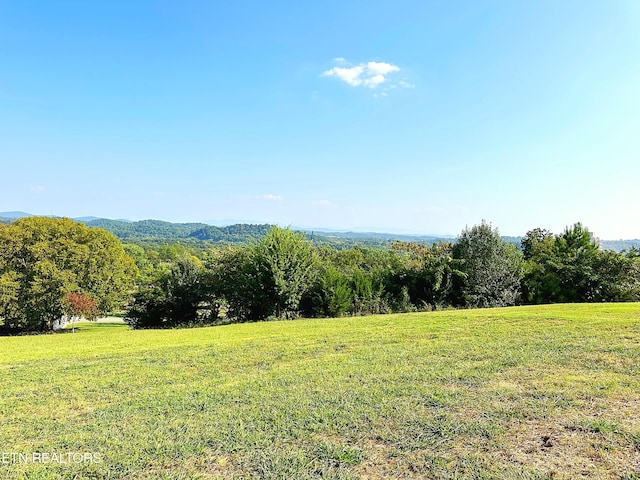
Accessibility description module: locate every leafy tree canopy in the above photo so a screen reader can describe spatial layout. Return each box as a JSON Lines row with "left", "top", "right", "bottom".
{"left": 0, "top": 217, "right": 137, "bottom": 331}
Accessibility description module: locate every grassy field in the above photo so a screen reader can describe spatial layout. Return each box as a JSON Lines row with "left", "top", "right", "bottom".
{"left": 1, "top": 304, "right": 639, "bottom": 479}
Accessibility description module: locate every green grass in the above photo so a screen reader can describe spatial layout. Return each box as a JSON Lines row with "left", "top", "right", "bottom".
{"left": 1, "top": 303, "right": 640, "bottom": 479}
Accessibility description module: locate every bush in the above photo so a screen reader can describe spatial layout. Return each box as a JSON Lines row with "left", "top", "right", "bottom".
{"left": 126, "top": 256, "right": 219, "bottom": 329}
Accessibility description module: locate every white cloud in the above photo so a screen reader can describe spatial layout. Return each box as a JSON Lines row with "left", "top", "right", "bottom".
{"left": 366, "top": 61, "right": 399, "bottom": 76}
{"left": 257, "top": 194, "right": 284, "bottom": 201}
{"left": 31, "top": 185, "right": 46, "bottom": 193}
{"left": 323, "top": 65, "right": 365, "bottom": 87}
{"left": 312, "top": 199, "right": 332, "bottom": 207}
{"left": 322, "top": 59, "right": 406, "bottom": 89}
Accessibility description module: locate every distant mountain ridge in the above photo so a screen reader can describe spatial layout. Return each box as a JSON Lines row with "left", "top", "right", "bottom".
{"left": 0, "top": 212, "right": 455, "bottom": 245}
{"left": 84, "top": 218, "right": 273, "bottom": 243}
{"left": 0, "top": 211, "right": 33, "bottom": 219}
{"left": 1, "top": 212, "right": 639, "bottom": 251}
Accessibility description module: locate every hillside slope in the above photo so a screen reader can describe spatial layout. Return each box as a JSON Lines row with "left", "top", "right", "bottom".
{"left": 1, "top": 304, "right": 639, "bottom": 478}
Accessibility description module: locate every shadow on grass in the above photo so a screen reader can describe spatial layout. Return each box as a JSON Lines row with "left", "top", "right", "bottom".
{"left": 0, "top": 325, "right": 51, "bottom": 336}
{"left": 57, "top": 322, "right": 130, "bottom": 333}
{"left": 0, "top": 321, "right": 129, "bottom": 336}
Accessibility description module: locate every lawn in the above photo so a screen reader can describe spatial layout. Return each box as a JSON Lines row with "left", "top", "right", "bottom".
{"left": 1, "top": 304, "right": 639, "bottom": 479}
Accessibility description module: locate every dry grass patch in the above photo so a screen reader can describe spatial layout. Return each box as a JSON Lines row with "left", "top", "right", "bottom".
{"left": 499, "top": 417, "right": 640, "bottom": 479}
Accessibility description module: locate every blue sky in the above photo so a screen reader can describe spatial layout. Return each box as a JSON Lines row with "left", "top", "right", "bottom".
{"left": 1, "top": 1, "right": 639, "bottom": 238}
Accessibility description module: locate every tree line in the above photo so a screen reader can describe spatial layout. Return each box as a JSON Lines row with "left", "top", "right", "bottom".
{"left": 2, "top": 217, "right": 639, "bottom": 332}
{"left": 125, "top": 221, "right": 640, "bottom": 328}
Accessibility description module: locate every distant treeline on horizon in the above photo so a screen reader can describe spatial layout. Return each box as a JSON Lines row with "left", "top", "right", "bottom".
{"left": 1, "top": 213, "right": 639, "bottom": 252}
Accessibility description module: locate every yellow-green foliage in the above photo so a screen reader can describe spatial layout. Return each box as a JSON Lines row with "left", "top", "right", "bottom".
{"left": 0, "top": 217, "right": 137, "bottom": 330}
{"left": 1, "top": 304, "right": 639, "bottom": 479}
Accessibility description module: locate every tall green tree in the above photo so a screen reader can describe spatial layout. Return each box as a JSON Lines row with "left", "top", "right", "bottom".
{"left": 522, "top": 223, "right": 640, "bottom": 304}
{"left": 254, "top": 226, "right": 316, "bottom": 319}
{"left": 211, "top": 246, "right": 275, "bottom": 322}
{"left": 210, "top": 227, "right": 317, "bottom": 321}
{"left": 591, "top": 250, "right": 640, "bottom": 302}
{"left": 453, "top": 221, "right": 523, "bottom": 308}
{"left": 553, "top": 223, "right": 600, "bottom": 302}
{"left": 0, "top": 217, "right": 137, "bottom": 331}
{"left": 521, "top": 228, "right": 554, "bottom": 261}
{"left": 521, "top": 228, "right": 559, "bottom": 304}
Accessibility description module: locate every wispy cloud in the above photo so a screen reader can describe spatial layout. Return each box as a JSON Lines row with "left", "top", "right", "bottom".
{"left": 31, "top": 185, "right": 46, "bottom": 193}
{"left": 257, "top": 194, "right": 284, "bottom": 201}
{"left": 312, "top": 199, "right": 332, "bottom": 207}
{"left": 322, "top": 59, "right": 410, "bottom": 91}
{"left": 398, "top": 80, "right": 415, "bottom": 89}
